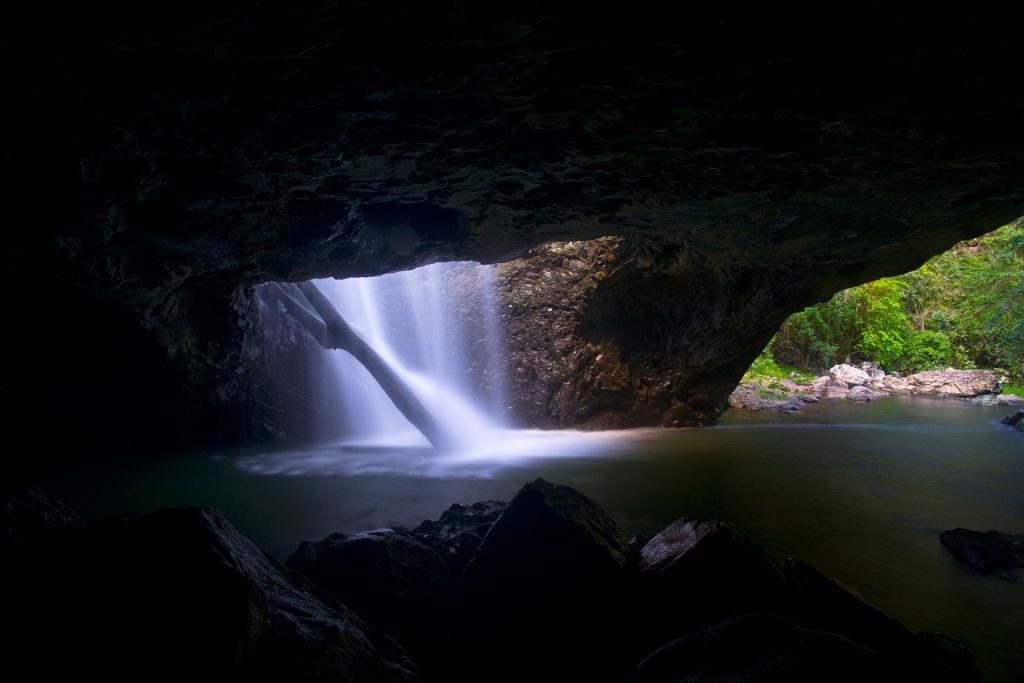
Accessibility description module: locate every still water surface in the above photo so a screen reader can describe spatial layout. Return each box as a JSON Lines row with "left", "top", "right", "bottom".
{"left": 51, "top": 397, "right": 1022, "bottom": 681}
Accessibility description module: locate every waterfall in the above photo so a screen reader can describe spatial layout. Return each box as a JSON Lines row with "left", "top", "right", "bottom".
{"left": 305, "top": 262, "right": 507, "bottom": 452}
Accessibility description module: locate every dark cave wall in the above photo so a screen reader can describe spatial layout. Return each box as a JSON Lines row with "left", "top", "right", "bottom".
{"left": 5, "top": 1, "right": 1024, "bottom": 449}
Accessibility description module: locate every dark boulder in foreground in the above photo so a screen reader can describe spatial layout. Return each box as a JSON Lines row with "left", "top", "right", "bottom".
{"left": 1, "top": 486, "right": 83, "bottom": 545}
{"left": 6, "top": 485, "right": 983, "bottom": 682}
{"left": 637, "top": 517, "right": 788, "bottom": 638}
{"left": 286, "top": 528, "right": 452, "bottom": 674}
{"left": 459, "top": 478, "right": 632, "bottom": 680}
{"left": 631, "top": 613, "right": 884, "bottom": 683}
{"left": 1002, "top": 408, "right": 1024, "bottom": 428}
{"left": 782, "top": 558, "right": 913, "bottom": 655}
{"left": 4, "top": 507, "right": 418, "bottom": 682}
{"left": 940, "top": 528, "right": 1024, "bottom": 573}
{"left": 411, "top": 500, "right": 506, "bottom": 577}
{"left": 461, "top": 478, "right": 631, "bottom": 599}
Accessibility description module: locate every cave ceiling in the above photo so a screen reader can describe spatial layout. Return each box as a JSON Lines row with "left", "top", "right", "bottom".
{"left": 5, "top": 1, "right": 1023, "bottom": 446}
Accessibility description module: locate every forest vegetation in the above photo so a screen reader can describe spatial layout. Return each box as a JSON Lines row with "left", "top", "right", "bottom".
{"left": 750, "top": 220, "right": 1024, "bottom": 389}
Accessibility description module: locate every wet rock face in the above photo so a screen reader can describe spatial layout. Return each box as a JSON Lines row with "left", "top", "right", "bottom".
{"left": 286, "top": 528, "right": 453, "bottom": 675}
{"left": 410, "top": 500, "right": 507, "bottom": 577}
{"left": 497, "top": 237, "right": 790, "bottom": 427}
{"left": 8, "top": 2, "right": 1024, "bottom": 446}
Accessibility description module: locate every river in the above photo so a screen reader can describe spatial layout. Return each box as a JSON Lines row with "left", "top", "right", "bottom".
{"left": 46, "top": 396, "right": 1023, "bottom": 681}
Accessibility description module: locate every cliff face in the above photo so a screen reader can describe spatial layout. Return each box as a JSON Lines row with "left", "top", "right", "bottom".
{"left": 6, "top": 2, "right": 1024, "bottom": 448}
{"left": 497, "top": 237, "right": 788, "bottom": 428}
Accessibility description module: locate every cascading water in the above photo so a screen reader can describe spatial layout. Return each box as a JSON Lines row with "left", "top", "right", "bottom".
{"left": 312, "top": 262, "right": 507, "bottom": 452}
{"left": 252, "top": 260, "right": 634, "bottom": 474}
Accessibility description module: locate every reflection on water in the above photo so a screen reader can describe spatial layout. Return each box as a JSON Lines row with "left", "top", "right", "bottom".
{"left": 45, "top": 397, "right": 1023, "bottom": 681}
{"left": 234, "top": 429, "right": 645, "bottom": 477}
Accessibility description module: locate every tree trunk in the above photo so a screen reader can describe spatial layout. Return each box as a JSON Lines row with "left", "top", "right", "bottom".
{"left": 266, "top": 282, "right": 455, "bottom": 451}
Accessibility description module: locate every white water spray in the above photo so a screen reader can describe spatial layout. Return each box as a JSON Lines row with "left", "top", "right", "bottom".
{"left": 314, "top": 262, "right": 507, "bottom": 453}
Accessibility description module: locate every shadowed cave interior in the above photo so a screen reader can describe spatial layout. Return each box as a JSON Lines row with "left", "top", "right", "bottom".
{"left": 3, "top": 2, "right": 1023, "bottom": 681}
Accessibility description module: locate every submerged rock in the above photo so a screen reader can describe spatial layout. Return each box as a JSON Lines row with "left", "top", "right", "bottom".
{"left": 4, "top": 507, "right": 418, "bottom": 681}
{"left": 940, "top": 528, "right": 1024, "bottom": 574}
{"left": 1002, "top": 408, "right": 1024, "bottom": 427}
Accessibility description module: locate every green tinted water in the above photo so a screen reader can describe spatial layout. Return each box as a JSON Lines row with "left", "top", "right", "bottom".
{"left": 47, "top": 396, "right": 1023, "bottom": 681}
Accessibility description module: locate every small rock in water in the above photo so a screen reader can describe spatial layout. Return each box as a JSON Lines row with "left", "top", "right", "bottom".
{"left": 940, "top": 528, "right": 1024, "bottom": 575}
{"left": 1001, "top": 409, "right": 1024, "bottom": 427}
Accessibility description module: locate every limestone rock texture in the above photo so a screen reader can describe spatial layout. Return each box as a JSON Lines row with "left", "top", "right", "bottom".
{"left": 6, "top": 2, "right": 1024, "bottom": 448}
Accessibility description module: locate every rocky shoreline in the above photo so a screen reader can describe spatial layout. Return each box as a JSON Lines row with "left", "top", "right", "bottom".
{"left": 2, "top": 483, "right": 985, "bottom": 682}
{"left": 730, "top": 365, "right": 1023, "bottom": 417}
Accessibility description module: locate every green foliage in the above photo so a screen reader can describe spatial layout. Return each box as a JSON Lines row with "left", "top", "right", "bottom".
{"left": 1003, "top": 383, "right": 1024, "bottom": 396}
{"left": 744, "top": 338, "right": 816, "bottom": 384}
{"left": 767, "top": 222, "right": 1024, "bottom": 381}
{"left": 903, "top": 330, "right": 951, "bottom": 372}
{"left": 850, "top": 278, "right": 910, "bottom": 371}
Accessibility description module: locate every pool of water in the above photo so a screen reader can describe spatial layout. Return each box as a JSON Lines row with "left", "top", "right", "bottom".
{"left": 45, "top": 396, "right": 1023, "bottom": 681}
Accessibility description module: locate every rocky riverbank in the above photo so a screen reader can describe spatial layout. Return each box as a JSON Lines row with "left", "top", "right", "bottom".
{"left": 2, "top": 483, "right": 982, "bottom": 682}
{"left": 729, "top": 365, "right": 1023, "bottom": 413}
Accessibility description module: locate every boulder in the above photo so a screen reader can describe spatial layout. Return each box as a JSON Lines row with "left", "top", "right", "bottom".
{"left": 861, "top": 362, "right": 887, "bottom": 380}
{"left": 940, "top": 528, "right": 1024, "bottom": 573}
{"left": 782, "top": 559, "right": 912, "bottom": 655}
{"left": 883, "top": 375, "right": 913, "bottom": 393}
{"left": 1002, "top": 409, "right": 1024, "bottom": 427}
{"left": 831, "top": 364, "right": 871, "bottom": 386}
{"left": 636, "top": 518, "right": 788, "bottom": 639}
{"left": 411, "top": 500, "right": 506, "bottom": 578}
{"left": 810, "top": 375, "right": 832, "bottom": 392}
{"left": 2, "top": 486, "right": 83, "bottom": 546}
{"left": 459, "top": 478, "right": 632, "bottom": 680}
{"left": 286, "top": 528, "right": 452, "bottom": 671}
{"left": 850, "top": 385, "right": 872, "bottom": 401}
{"left": 3, "top": 507, "right": 418, "bottom": 682}
{"left": 631, "top": 614, "right": 884, "bottom": 683}
{"left": 824, "top": 383, "right": 851, "bottom": 399}
{"left": 996, "top": 394, "right": 1023, "bottom": 406}
{"left": 906, "top": 369, "right": 1000, "bottom": 397}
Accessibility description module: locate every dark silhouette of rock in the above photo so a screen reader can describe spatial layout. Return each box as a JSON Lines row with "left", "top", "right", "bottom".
{"left": 459, "top": 478, "right": 632, "bottom": 680}
{"left": 940, "top": 528, "right": 1024, "bottom": 573}
{"left": 632, "top": 613, "right": 979, "bottom": 683}
{"left": 411, "top": 500, "right": 506, "bottom": 578}
{"left": 914, "top": 631, "right": 981, "bottom": 683}
{"left": 1, "top": 486, "right": 83, "bottom": 545}
{"left": 1002, "top": 408, "right": 1024, "bottom": 427}
{"left": 286, "top": 528, "right": 452, "bottom": 674}
{"left": 782, "top": 558, "right": 913, "bottom": 655}
{"left": 631, "top": 614, "right": 884, "bottom": 683}
{"left": 3, "top": 507, "right": 419, "bottom": 682}
{"left": 636, "top": 517, "right": 788, "bottom": 639}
